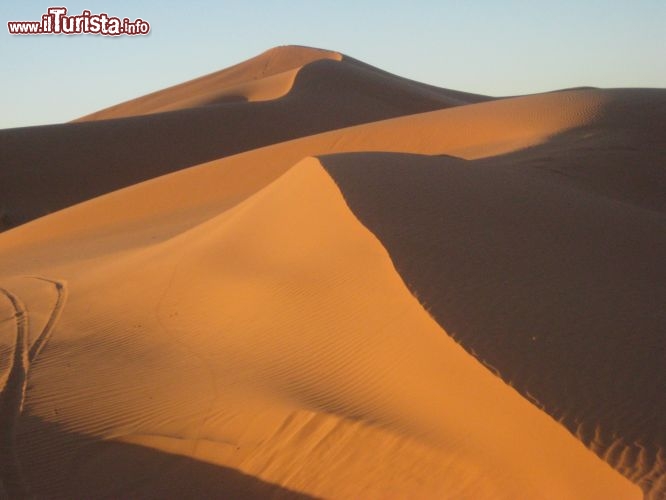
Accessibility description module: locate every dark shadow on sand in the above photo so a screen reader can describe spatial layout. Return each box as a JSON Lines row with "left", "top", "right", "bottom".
{"left": 0, "top": 58, "right": 474, "bottom": 231}
{"left": 13, "top": 413, "right": 315, "bottom": 500}
{"left": 320, "top": 111, "right": 666, "bottom": 495}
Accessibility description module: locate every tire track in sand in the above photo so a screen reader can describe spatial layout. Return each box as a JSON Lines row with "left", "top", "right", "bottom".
{"left": 27, "top": 278, "right": 68, "bottom": 364}
{"left": 0, "top": 278, "right": 67, "bottom": 499}
{"left": 0, "top": 287, "right": 30, "bottom": 499}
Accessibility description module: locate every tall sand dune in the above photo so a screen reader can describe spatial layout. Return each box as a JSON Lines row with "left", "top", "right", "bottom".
{"left": 0, "top": 159, "right": 640, "bottom": 498}
{"left": 75, "top": 46, "right": 345, "bottom": 120}
{"left": 0, "top": 45, "right": 663, "bottom": 498}
{"left": 0, "top": 46, "right": 488, "bottom": 229}
{"left": 321, "top": 150, "right": 666, "bottom": 496}
{"left": 0, "top": 84, "right": 606, "bottom": 239}
{"left": 76, "top": 46, "right": 488, "bottom": 122}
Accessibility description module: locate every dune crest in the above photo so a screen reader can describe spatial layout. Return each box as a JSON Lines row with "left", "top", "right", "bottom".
{"left": 1, "top": 46, "right": 663, "bottom": 498}
{"left": 0, "top": 87, "right": 607, "bottom": 254}
{"left": 75, "top": 45, "right": 343, "bottom": 121}
{"left": 0, "top": 46, "right": 494, "bottom": 230}
{"left": 1, "top": 159, "right": 639, "bottom": 498}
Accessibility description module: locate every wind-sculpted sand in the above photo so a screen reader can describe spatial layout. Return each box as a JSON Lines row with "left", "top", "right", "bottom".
{"left": 1, "top": 45, "right": 663, "bottom": 498}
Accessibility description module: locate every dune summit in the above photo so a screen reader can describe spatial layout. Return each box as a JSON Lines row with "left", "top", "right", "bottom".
{"left": 0, "top": 45, "right": 663, "bottom": 499}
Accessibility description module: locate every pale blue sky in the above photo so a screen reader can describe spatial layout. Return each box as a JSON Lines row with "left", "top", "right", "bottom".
{"left": 1, "top": 1, "right": 664, "bottom": 129}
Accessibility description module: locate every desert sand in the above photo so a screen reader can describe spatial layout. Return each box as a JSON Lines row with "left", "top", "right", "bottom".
{"left": 0, "top": 45, "right": 663, "bottom": 499}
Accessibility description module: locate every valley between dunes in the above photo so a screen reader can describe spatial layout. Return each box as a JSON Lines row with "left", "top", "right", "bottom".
{"left": 1, "top": 46, "right": 664, "bottom": 499}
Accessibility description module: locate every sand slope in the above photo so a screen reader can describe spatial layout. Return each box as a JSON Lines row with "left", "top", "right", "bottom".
{"left": 0, "top": 86, "right": 606, "bottom": 244}
{"left": 75, "top": 46, "right": 344, "bottom": 120}
{"left": 0, "top": 46, "right": 489, "bottom": 230}
{"left": 322, "top": 150, "right": 666, "bottom": 497}
{"left": 76, "top": 46, "right": 489, "bottom": 122}
{"left": 0, "top": 45, "right": 663, "bottom": 498}
{"left": 0, "top": 159, "right": 639, "bottom": 498}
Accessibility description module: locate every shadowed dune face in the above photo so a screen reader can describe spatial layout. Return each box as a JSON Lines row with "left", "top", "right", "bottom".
{"left": 75, "top": 46, "right": 491, "bottom": 123}
{"left": 338, "top": 54, "right": 491, "bottom": 106}
{"left": 75, "top": 45, "right": 344, "bottom": 121}
{"left": 0, "top": 49, "right": 490, "bottom": 230}
{"left": 0, "top": 85, "right": 601, "bottom": 236}
{"left": 547, "top": 88, "right": 666, "bottom": 214}
{"left": 0, "top": 88, "right": 624, "bottom": 276}
{"left": 321, "top": 146, "right": 666, "bottom": 496}
{"left": 0, "top": 44, "right": 663, "bottom": 498}
{"left": 16, "top": 415, "right": 314, "bottom": 499}
{"left": 1, "top": 160, "right": 641, "bottom": 499}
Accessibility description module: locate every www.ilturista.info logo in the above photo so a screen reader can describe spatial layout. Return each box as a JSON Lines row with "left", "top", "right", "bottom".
{"left": 7, "top": 7, "right": 150, "bottom": 36}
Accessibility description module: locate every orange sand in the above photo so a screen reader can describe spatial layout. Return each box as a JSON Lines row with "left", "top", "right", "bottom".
{"left": 1, "top": 45, "right": 663, "bottom": 498}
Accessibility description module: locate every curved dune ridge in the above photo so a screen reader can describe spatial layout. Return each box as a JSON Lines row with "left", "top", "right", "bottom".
{"left": 0, "top": 45, "right": 489, "bottom": 229}
{"left": 0, "top": 86, "right": 610, "bottom": 254}
{"left": 0, "top": 159, "right": 640, "bottom": 499}
{"left": 75, "top": 45, "right": 489, "bottom": 122}
{"left": 75, "top": 46, "right": 345, "bottom": 120}
{"left": 0, "top": 45, "right": 663, "bottom": 498}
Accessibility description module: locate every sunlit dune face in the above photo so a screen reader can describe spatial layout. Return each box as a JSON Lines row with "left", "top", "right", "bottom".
{"left": 0, "top": 45, "right": 662, "bottom": 499}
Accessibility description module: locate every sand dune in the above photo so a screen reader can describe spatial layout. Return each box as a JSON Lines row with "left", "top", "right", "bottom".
{"left": 1, "top": 159, "right": 639, "bottom": 498}
{"left": 0, "top": 87, "right": 608, "bottom": 249}
{"left": 75, "top": 46, "right": 344, "bottom": 120}
{"left": 76, "top": 46, "right": 489, "bottom": 122}
{"left": 322, "top": 150, "right": 666, "bottom": 496}
{"left": 0, "top": 45, "right": 663, "bottom": 498}
{"left": 0, "top": 45, "right": 488, "bottom": 230}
